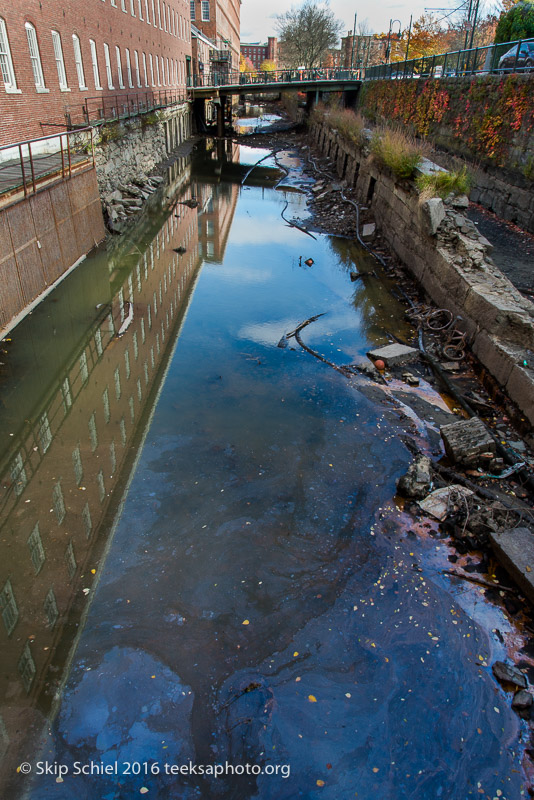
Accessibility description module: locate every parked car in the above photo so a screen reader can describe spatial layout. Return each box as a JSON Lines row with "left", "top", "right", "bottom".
{"left": 498, "top": 41, "right": 534, "bottom": 72}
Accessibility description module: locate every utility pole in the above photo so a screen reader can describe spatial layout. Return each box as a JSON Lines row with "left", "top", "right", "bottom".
{"left": 350, "top": 13, "right": 357, "bottom": 69}
{"left": 405, "top": 15, "right": 413, "bottom": 63}
{"left": 468, "top": 0, "right": 481, "bottom": 49}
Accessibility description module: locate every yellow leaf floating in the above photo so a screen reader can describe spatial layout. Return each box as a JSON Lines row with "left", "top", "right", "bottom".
{"left": 308, "top": 695, "right": 317, "bottom": 703}
{"left": 317, "top": 779, "right": 325, "bottom": 787}
{"left": 242, "top": 620, "right": 250, "bottom": 626}
{"left": 372, "top": 767, "right": 379, "bottom": 773}
{"left": 293, "top": 651, "right": 299, "bottom": 657}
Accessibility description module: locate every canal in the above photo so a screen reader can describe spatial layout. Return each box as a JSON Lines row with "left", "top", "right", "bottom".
{"left": 0, "top": 138, "right": 527, "bottom": 799}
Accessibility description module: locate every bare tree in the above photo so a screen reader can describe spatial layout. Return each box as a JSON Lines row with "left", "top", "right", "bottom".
{"left": 276, "top": 1, "right": 344, "bottom": 69}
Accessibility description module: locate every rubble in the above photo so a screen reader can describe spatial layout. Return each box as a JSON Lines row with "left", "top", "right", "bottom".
{"left": 417, "top": 485, "right": 474, "bottom": 521}
{"left": 397, "top": 455, "right": 432, "bottom": 499}
{"left": 440, "top": 417, "right": 496, "bottom": 467}
{"left": 489, "top": 527, "right": 534, "bottom": 604}
{"left": 367, "top": 343, "right": 419, "bottom": 367}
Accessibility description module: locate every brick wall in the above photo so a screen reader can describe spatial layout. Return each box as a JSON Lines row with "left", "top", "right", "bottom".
{"left": 0, "top": 0, "right": 193, "bottom": 145}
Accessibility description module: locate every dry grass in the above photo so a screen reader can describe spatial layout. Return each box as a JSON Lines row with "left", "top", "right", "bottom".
{"left": 416, "top": 166, "right": 472, "bottom": 200}
{"left": 370, "top": 126, "right": 423, "bottom": 180}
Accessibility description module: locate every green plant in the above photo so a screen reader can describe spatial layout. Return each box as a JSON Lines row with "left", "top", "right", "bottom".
{"left": 416, "top": 165, "right": 472, "bottom": 198}
{"left": 141, "top": 111, "right": 164, "bottom": 128}
{"left": 370, "top": 126, "right": 423, "bottom": 179}
{"left": 495, "top": 0, "right": 534, "bottom": 44}
{"left": 98, "top": 121, "right": 122, "bottom": 144}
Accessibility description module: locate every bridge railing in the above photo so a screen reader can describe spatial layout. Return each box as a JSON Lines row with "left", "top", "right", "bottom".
{"left": 189, "top": 67, "right": 361, "bottom": 89}
{"left": 362, "top": 37, "right": 534, "bottom": 81}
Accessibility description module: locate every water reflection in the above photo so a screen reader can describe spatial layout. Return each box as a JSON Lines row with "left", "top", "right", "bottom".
{"left": 0, "top": 142, "right": 527, "bottom": 800}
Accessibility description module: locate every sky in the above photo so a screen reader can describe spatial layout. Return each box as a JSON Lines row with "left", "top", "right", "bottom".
{"left": 240, "top": 0, "right": 467, "bottom": 43}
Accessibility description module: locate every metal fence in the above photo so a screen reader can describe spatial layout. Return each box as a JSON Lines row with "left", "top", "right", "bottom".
{"left": 362, "top": 37, "right": 534, "bottom": 81}
{"left": 79, "top": 88, "right": 188, "bottom": 127}
{"left": 188, "top": 67, "right": 360, "bottom": 88}
{"left": 0, "top": 128, "right": 95, "bottom": 208}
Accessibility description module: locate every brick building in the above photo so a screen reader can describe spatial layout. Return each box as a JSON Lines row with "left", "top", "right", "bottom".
{"left": 190, "top": 0, "right": 240, "bottom": 81}
{"left": 341, "top": 32, "right": 388, "bottom": 70}
{"left": 240, "top": 37, "right": 278, "bottom": 70}
{"left": 0, "top": 0, "right": 193, "bottom": 145}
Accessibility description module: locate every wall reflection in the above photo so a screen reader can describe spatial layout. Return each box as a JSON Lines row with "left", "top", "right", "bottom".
{"left": 0, "top": 147, "right": 239, "bottom": 793}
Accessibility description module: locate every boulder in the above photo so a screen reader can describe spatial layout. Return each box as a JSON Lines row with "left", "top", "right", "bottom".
{"left": 421, "top": 197, "right": 445, "bottom": 236}
{"left": 492, "top": 660, "right": 528, "bottom": 689}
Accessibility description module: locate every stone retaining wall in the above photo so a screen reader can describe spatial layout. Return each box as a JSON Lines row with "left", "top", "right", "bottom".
{"left": 310, "top": 119, "right": 534, "bottom": 426}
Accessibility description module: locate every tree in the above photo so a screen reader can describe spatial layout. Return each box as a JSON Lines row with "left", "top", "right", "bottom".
{"left": 276, "top": 1, "right": 344, "bottom": 69}
{"left": 495, "top": 0, "right": 534, "bottom": 42}
{"left": 260, "top": 59, "right": 276, "bottom": 72}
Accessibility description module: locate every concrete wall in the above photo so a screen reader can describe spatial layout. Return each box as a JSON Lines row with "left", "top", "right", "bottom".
{"left": 0, "top": 168, "right": 105, "bottom": 333}
{"left": 310, "top": 119, "right": 534, "bottom": 426}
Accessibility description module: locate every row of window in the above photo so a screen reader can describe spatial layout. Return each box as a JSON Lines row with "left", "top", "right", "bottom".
{"left": 0, "top": 16, "right": 190, "bottom": 94}
{"left": 190, "top": 1, "right": 210, "bottom": 22}
{"left": 103, "top": 0, "right": 190, "bottom": 38}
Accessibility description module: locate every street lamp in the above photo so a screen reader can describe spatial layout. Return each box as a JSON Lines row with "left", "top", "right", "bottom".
{"left": 386, "top": 19, "right": 402, "bottom": 64}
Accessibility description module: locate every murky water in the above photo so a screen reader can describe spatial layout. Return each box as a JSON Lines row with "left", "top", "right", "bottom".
{"left": 0, "top": 142, "right": 527, "bottom": 799}
{"left": 235, "top": 105, "right": 282, "bottom": 135}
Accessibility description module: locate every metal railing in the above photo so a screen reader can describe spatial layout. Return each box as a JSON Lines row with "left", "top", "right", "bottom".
{"left": 0, "top": 128, "right": 94, "bottom": 207}
{"left": 79, "top": 88, "right": 189, "bottom": 127}
{"left": 189, "top": 67, "right": 361, "bottom": 89}
{"left": 362, "top": 37, "right": 534, "bottom": 81}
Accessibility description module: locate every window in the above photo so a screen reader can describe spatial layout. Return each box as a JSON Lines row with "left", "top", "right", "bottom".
{"left": 121, "top": 0, "right": 127, "bottom": 11}
{"left": 131, "top": 0, "right": 136, "bottom": 14}
{"left": 89, "top": 40, "right": 102, "bottom": 89}
{"left": 82, "top": 502, "right": 92, "bottom": 537}
{"left": 44, "top": 589, "right": 59, "bottom": 628}
{"left": 52, "top": 481, "right": 66, "bottom": 525}
{"left": 124, "top": 349, "right": 131, "bottom": 379}
{"left": 120, "top": 417, "right": 127, "bottom": 446}
{"left": 149, "top": 53, "right": 154, "bottom": 86}
{"left": 155, "top": 54, "right": 160, "bottom": 86}
{"left": 151, "top": 0, "right": 156, "bottom": 24}
{"left": 125, "top": 48, "right": 133, "bottom": 87}
{"left": 142, "top": 51, "right": 148, "bottom": 86}
{"left": 190, "top": 0, "right": 195, "bottom": 20}
{"left": 114, "top": 367, "right": 121, "bottom": 400}
{"left": 62, "top": 377, "right": 73, "bottom": 411}
{"left": 10, "top": 452, "right": 27, "bottom": 496}
{"left": 51, "top": 30, "right": 68, "bottom": 89}
{"left": 0, "top": 18, "right": 18, "bottom": 91}
{"left": 134, "top": 50, "right": 141, "bottom": 87}
{"left": 72, "top": 35, "right": 86, "bottom": 89}
{"left": 137, "top": 0, "right": 143, "bottom": 19}
{"left": 25, "top": 22, "right": 46, "bottom": 89}
{"left": 201, "top": 1, "right": 209, "bottom": 21}
{"left": 116, "top": 46, "right": 124, "bottom": 88}
{"left": 28, "top": 523, "right": 45, "bottom": 574}
{"left": 79, "top": 351, "right": 89, "bottom": 383}
{"left": 104, "top": 43, "right": 114, "bottom": 89}
{"left": 145, "top": 0, "right": 150, "bottom": 22}
{"left": 163, "top": 1, "right": 167, "bottom": 31}
{"left": 97, "top": 469, "right": 106, "bottom": 503}
{"left": 72, "top": 444, "right": 83, "bottom": 484}
{"left": 88, "top": 412, "right": 98, "bottom": 451}
{"left": 1, "top": 580, "right": 18, "bottom": 636}
{"left": 18, "top": 642, "right": 36, "bottom": 693}
{"left": 38, "top": 412, "right": 52, "bottom": 453}
{"left": 94, "top": 328, "right": 103, "bottom": 357}
{"left": 65, "top": 540, "right": 77, "bottom": 579}
{"left": 158, "top": 0, "right": 162, "bottom": 28}
{"left": 110, "top": 441, "right": 116, "bottom": 474}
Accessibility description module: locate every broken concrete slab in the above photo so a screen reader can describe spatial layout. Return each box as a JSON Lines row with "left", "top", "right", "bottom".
{"left": 440, "top": 417, "right": 496, "bottom": 466}
{"left": 397, "top": 455, "right": 432, "bottom": 499}
{"left": 417, "top": 484, "right": 474, "bottom": 521}
{"left": 361, "top": 223, "right": 376, "bottom": 241}
{"left": 492, "top": 660, "right": 528, "bottom": 689}
{"left": 489, "top": 527, "right": 534, "bottom": 604}
{"left": 367, "top": 343, "right": 419, "bottom": 367}
{"left": 421, "top": 197, "right": 446, "bottom": 236}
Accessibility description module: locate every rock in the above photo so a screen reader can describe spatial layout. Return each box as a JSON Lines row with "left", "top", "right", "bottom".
{"left": 361, "top": 223, "right": 376, "bottom": 241}
{"left": 122, "top": 198, "right": 143, "bottom": 207}
{"left": 421, "top": 197, "right": 445, "bottom": 236}
{"left": 450, "top": 194, "right": 469, "bottom": 208}
{"left": 149, "top": 175, "right": 164, "bottom": 183}
{"left": 397, "top": 455, "right": 432, "bottom": 499}
{"left": 367, "top": 343, "right": 419, "bottom": 367}
{"left": 492, "top": 660, "right": 528, "bottom": 689}
{"left": 109, "top": 189, "right": 123, "bottom": 202}
{"left": 489, "top": 528, "right": 534, "bottom": 604}
{"left": 418, "top": 484, "right": 474, "bottom": 521}
{"left": 440, "top": 361, "right": 460, "bottom": 372}
{"left": 512, "top": 689, "right": 533, "bottom": 712}
{"left": 440, "top": 417, "right": 496, "bottom": 466}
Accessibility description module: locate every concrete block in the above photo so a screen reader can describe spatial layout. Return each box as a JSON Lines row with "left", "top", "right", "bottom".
{"left": 421, "top": 197, "right": 445, "bottom": 236}
{"left": 506, "top": 363, "right": 534, "bottom": 426}
{"left": 361, "top": 223, "right": 376, "bottom": 241}
{"left": 440, "top": 417, "right": 495, "bottom": 466}
{"left": 489, "top": 528, "right": 534, "bottom": 604}
{"left": 367, "top": 343, "right": 419, "bottom": 367}
{"left": 471, "top": 332, "right": 520, "bottom": 387}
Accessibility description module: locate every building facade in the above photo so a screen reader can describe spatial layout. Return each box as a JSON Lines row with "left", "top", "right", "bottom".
{"left": 341, "top": 32, "right": 388, "bottom": 70}
{"left": 0, "top": 0, "right": 193, "bottom": 145}
{"left": 190, "top": 0, "right": 240, "bottom": 81}
{"left": 240, "top": 37, "right": 278, "bottom": 70}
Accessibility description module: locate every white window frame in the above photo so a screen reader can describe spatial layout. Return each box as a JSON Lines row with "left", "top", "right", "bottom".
{"left": 145, "top": 0, "right": 151, "bottom": 24}
{"left": 0, "top": 17, "right": 19, "bottom": 92}
{"left": 142, "top": 51, "right": 148, "bottom": 86}
{"left": 89, "top": 39, "right": 103, "bottom": 90}
{"left": 201, "top": 0, "right": 209, "bottom": 21}
{"left": 51, "top": 31, "right": 68, "bottom": 89}
{"left": 131, "top": 0, "right": 136, "bottom": 15}
{"left": 25, "top": 22, "right": 47, "bottom": 91}
{"left": 72, "top": 34, "right": 87, "bottom": 89}
{"left": 190, "top": 0, "right": 195, "bottom": 20}
{"left": 151, "top": 0, "right": 156, "bottom": 26}
{"left": 155, "top": 54, "right": 161, "bottom": 85}
{"left": 163, "top": 1, "right": 167, "bottom": 31}
{"left": 116, "top": 46, "right": 125, "bottom": 88}
{"left": 138, "top": 0, "right": 144, "bottom": 19}
{"left": 104, "top": 43, "right": 114, "bottom": 89}
{"left": 134, "top": 50, "right": 141, "bottom": 86}
{"left": 158, "top": 0, "right": 162, "bottom": 29}
{"left": 149, "top": 53, "right": 155, "bottom": 86}
{"left": 125, "top": 47, "right": 133, "bottom": 87}
{"left": 121, "top": 0, "right": 127, "bottom": 11}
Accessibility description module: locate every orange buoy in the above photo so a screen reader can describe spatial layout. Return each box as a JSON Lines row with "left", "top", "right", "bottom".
{"left": 374, "top": 359, "right": 386, "bottom": 370}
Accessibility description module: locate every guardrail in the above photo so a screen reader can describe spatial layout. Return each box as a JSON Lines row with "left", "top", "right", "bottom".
{"left": 362, "top": 37, "right": 534, "bottom": 80}
{"left": 189, "top": 67, "right": 361, "bottom": 89}
{"left": 79, "top": 88, "right": 188, "bottom": 127}
{"left": 0, "top": 128, "right": 95, "bottom": 208}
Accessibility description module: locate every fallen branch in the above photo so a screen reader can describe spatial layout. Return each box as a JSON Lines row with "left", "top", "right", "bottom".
{"left": 443, "top": 569, "right": 517, "bottom": 595}
{"left": 241, "top": 151, "right": 279, "bottom": 186}
{"left": 280, "top": 201, "right": 317, "bottom": 240}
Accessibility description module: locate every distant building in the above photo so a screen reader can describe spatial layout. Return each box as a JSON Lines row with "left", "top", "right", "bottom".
{"left": 0, "top": 0, "right": 193, "bottom": 145}
{"left": 190, "top": 0, "right": 241, "bottom": 82}
{"left": 240, "top": 37, "right": 278, "bottom": 70}
{"left": 341, "top": 32, "right": 388, "bottom": 70}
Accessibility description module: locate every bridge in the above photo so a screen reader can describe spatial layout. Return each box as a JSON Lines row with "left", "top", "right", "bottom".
{"left": 190, "top": 68, "right": 362, "bottom": 135}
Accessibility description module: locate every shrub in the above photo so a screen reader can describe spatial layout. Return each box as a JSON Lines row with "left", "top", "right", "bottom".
{"left": 495, "top": 0, "right": 534, "bottom": 44}
{"left": 328, "top": 107, "right": 365, "bottom": 147}
{"left": 416, "top": 166, "right": 472, "bottom": 198}
{"left": 370, "top": 126, "right": 423, "bottom": 179}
